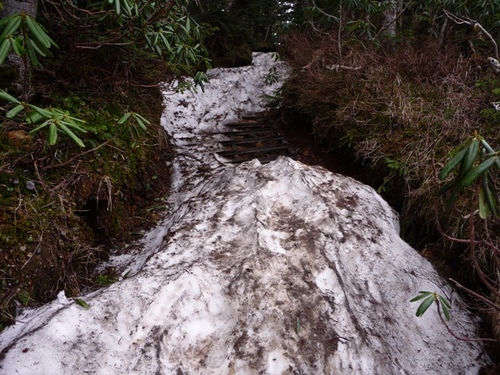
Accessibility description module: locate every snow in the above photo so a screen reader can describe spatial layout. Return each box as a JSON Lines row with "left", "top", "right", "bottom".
{"left": 0, "top": 52, "right": 491, "bottom": 374}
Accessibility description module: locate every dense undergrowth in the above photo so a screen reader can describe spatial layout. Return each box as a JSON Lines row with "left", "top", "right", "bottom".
{"left": 0, "top": 49, "right": 172, "bottom": 329}
{"left": 280, "top": 31, "right": 500, "bottom": 360}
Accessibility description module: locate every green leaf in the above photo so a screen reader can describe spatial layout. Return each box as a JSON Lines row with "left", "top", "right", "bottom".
{"left": 26, "top": 39, "right": 41, "bottom": 67}
{"left": 133, "top": 114, "right": 147, "bottom": 131}
{"left": 481, "top": 139, "right": 500, "bottom": 169}
{"left": 459, "top": 156, "right": 498, "bottom": 188}
{"left": 26, "top": 111, "right": 44, "bottom": 124}
{"left": 28, "top": 120, "right": 51, "bottom": 134}
{"left": 10, "top": 36, "right": 25, "bottom": 56}
{"left": 28, "top": 104, "right": 54, "bottom": 118}
{"left": 437, "top": 295, "right": 451, "bottom": 320}
{"left": 25, "top": 15, "right": 57, "bottom": 49}
{"left": 482, "top": 172, "right": 499, "bottom": 217}
{"left": 415, "top": 295, "right": 435, "bottom": 317}
{"left": 441, "top": 304, "right": 451, "bottom": 320}
{"left": 73, "top": 298, "right": 90, "bottom": 309}
{"left": 59, "top": 123, "right": 85, "bottom": 147}
{"left": 28, "top": 37, "right": 50, "bottom": 57}
{"left": 0, "top": 15, "right": 22, "bottom": 40}
{"left": 6, "top": 103, "right": 25, "bottom": 118}
{"left": 0, "top": 89, "right": 20, "bottom": 104}
{"left": 59, "top": 120, "right": 87, "bottom": 133}
{"left": 410, "top": 291, "right": 433, "bottom": 302}
{"left": 132, "top": 112, "right": 150, "bottom": 125}
{"left": 48, "top": 122, "right": 57, "bottom": 145}
{"left": 437, "top": 294, "right": 452, "bottom": 310}
{"left": 0, "top": 38, "right": 11, "bottom": 65}
{"left": 117, "top": 112, "right": 132, "bottom": 125}
{"left": 458, "top": 138, "right": 479, "bottom": 179}
{"left": 479, "top": 188, "right": 490, "bottom": 219}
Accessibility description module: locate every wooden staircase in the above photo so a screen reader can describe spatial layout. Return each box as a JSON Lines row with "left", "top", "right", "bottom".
{"left": 215, "top": 113, "right": 296, "bottom": 163}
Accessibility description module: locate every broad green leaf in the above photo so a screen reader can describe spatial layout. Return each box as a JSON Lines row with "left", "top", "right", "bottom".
{"left": 0, "top": 38, "right": 11, "bottom": 65}
{"left": 6, "top": 104, "right": 25, "bottom": 118}
{"left": 409, "top": 291, "right": 433, "bottom": 302}
{"left": 59, "top": 120, "right": 87, "bottom": 133}
{"left": 48, "top": 122, "right": 58, "bottom": 145}
{"left": 0, "top": 89, "right": 20, "bottom": 104}
{"left": 438, "top": 145, "right": 468, "bottom": 180}
{"left": 437, "top": 295, "right": 451, "bottom": 320}
{"left": 0, "top": 15, "right": 22, "bottom": 40}
{"left": 479, "top": 188, "right": 490, "bottom": 219}
{"left": 26, "top": 111, "right": 44, "bottom": 124}
{"left": 415, "top": 295, "right": 435, "bottom": 317}
{"left": 73, "top": 298, "right": 90, "bottom": 309}
{"left": 29, "top": 120, "right": 51, "bottom": 134}
{"left": 59, "top": 123, "right": 85, "bottom": 147}
{"left": 133, "top": 114, "right": 147, "bottom": 131}
{"left": 28, "top": 37, "right": 50, "bottom": 57}
{"left": 459, "top": 156, "right": 498, "bottom": 188}
{"left": 133, "top": 112, "right": 150, "bottom": 125}
{"left": 25, "top": 15, "right": 57, "bottom": 49}
{"left": 0, "top": 16, "right": 11, "bottom": 28}
{"left": 437, "top": 294, "right": 452, "bottom": 310}
{"left": 481, "top": 139, "right": 500, "bottom": 169}
{"left": 26, "top": 39, "right": 41, "bottom": 67}
{"left": 28, "top": 104, "right": 54, "bottom": 118}
{"left": 441, "top": 304, "right": 451, "bottom": 320}
{"left": 9, "top": 36, "right": 25, "bottom": 56}
{"left": 458, "top": 138, "right": 479, "bottom": 179}
{"left": 117, "top": 112, "right": 132, "bottom": 125}
{"left": 482, "top": 172, "right": 499, "bottom": 217}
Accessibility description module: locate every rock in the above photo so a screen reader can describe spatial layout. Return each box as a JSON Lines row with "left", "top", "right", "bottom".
{"left": 0, "top": 157, "right": 489, "bottom": 374}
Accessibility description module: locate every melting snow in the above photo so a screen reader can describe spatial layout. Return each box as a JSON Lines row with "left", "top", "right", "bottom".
{"left": 0, "top": 53, "right": 490, "bottom": 374}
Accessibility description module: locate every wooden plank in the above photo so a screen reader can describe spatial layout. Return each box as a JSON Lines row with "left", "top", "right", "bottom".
{"left": 225, "top": 122, "right": 276, "bottom": 129}
{"left": 222, "top": 129, "right": 281, "bottom": 137}
{"left": 219, "top": 136, "right": 285, "bottom": 146}
{"left": 217, "top": 144, "right": 291, "bottom": 157}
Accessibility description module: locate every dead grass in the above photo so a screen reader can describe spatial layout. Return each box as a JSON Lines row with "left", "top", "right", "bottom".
{"left": 280, "top": 30, "right": 500, "bottom": 360}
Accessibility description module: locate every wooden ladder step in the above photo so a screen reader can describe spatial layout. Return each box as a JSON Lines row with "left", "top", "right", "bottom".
{"left": 217, "top": 144, "right": 292, "bottom": 157}
{"left": 219, "top": 136, "right": 286, "bottom": 146}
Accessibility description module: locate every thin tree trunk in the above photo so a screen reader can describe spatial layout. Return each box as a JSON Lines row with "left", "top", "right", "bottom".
{"left": 382, "top": 0, "right": 402, "bottom": 37}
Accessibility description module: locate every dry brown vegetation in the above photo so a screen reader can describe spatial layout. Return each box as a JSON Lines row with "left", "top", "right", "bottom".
{"left": 280, "top": 31, "right": 500, "bottom": 355}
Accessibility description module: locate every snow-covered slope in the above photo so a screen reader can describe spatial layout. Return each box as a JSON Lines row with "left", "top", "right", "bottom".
{"left": 0, "top": 53, "right": 489, "bottom": 374}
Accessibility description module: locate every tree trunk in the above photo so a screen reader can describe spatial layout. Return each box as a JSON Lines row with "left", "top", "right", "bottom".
{"left": 0, "top": 0, "right": 38, "bottom": 99}
{"left": 382, "top": 0, "right": 402, "bottom": 37}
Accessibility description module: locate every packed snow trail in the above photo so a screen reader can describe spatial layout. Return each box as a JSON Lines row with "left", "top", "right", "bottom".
{"left": 0, "top": 53, "right": 490, "bottom": 374}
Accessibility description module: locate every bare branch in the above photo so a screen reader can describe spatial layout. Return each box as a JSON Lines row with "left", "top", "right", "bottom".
{"left": 436, "top": 300, "right": 499, "bottom": 342}
{"left": 449, "top": 278, "right": 500, "bottom": 312}
{"left": 443, "top": 9, "right": 499, "bottom": 59}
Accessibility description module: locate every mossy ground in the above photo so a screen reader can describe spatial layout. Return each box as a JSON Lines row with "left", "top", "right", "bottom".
{"left": 0, "top": 53, "right": 172, "bottom": 329}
